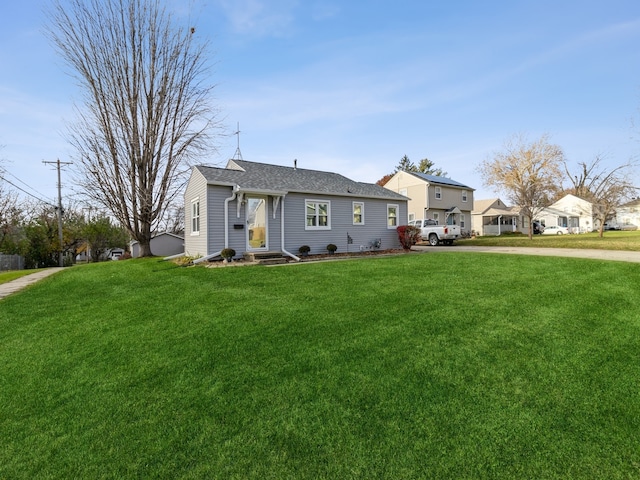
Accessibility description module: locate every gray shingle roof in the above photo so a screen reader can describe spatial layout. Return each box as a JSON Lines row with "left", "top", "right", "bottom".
{"left": 195, "top": 160, "right": 408, "bottom": 200}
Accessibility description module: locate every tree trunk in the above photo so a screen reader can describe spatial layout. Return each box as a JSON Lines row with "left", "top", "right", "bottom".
{"left": 138, "top": 240, "right": 153, "bottom": 257}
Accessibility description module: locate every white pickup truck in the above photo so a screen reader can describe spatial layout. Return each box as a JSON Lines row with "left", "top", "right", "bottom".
{"left": 409, "top": 219, "right": 461, "bottom": 246}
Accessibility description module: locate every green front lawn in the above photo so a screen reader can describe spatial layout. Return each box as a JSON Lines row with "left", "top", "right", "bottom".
{"left": 459, "top": 229, "right": 640, "bottom": 250}
{"left": 1, "top": 255, "right": 639, "bottom": 478}
{"left": 0, "top": 269, "right": 41, "bottom": 285}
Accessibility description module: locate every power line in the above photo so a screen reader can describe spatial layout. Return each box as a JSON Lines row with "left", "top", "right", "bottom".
{"left": 3, "top": 169, "right": 53, "bottom": 202}
{"left": 0, "top": 172, "right": 56, "bottom": 206}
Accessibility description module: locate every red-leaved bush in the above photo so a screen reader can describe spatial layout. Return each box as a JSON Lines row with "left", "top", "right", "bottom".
{"left": 396, "top": 225, "right": 421, "bottom": 250}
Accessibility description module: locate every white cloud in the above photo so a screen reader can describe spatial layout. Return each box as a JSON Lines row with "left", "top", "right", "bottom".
{"left": 213, "top": 0, "right": 298, "bottom": 37}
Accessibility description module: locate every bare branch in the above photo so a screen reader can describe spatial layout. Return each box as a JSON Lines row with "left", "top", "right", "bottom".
{"left": 564, "top": 155, "right": 638, "bottom": 236}
{"left": 478, "top": 133, "right": 564, "bottom": 239}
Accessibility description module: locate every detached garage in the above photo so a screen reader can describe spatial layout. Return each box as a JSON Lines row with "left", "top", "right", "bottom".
{"left": 130, "top": 232, "right": 184, "bottom": 258}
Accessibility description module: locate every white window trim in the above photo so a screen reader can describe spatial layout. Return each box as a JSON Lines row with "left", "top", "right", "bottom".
{"left": 353, "top": 201, "right": 365, "bottom": 225}
{"left": 435, "top": 187, "right": 442, "bottom": 200}
{"left": 387, "top": 204, "right": 399, "bottom": 229}
{"left": 460, "top": 214, "right": 466, "bottom": 228}
{"left": 462, "top": 190, "right": 468, "bottom": 202}
{"left": 191, "top": 198, "right": 200, "bottom": 235}
{"left": 305, "top": 199, "right": 331, "bottom": 230}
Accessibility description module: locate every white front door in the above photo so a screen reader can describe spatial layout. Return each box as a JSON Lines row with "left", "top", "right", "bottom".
{"left": 246, "top": 196, "right": 268, "bottom": 251}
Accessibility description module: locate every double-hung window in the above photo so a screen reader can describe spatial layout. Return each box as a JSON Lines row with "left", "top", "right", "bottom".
{"left": 435, "top": 187, "right": 442, "bottom": 200}
{"left": 387, "top": 204, "right": 399, "bottom": 228}
{"left": 353, "top": 202, "right": 364, "bottom": 225}
{"left": 191, "top": 199, "right": 200, "bottom": 235}
{"left": 306, "top": 200, "right": 331, "bottom": 230}
{"left": 462, "top": 190, "right": 468, "bottom": 202}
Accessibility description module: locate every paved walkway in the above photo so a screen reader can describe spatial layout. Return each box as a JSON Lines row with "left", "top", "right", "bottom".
{"left": 0, "top": 268, "right": 65, "bottom": 300}
{"left": 412, "top": 245, "right": 640, "bottom": 263}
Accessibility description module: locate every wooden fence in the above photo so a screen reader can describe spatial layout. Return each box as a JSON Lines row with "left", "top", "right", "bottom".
{"left": 0, "top": 254, "right": 25, "bottom": 271}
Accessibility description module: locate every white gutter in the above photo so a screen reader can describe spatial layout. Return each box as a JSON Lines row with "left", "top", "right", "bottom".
{"left": 193, "top": 185, "right": 239, "bottom": 265}
{"left": 498, "top": 215, "right": 502, "bottom": 235}
{"left": 280, "top": 194, "right": 300, "bottom": 261}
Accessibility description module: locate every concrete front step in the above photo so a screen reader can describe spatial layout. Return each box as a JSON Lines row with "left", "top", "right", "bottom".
{"left": 243, "top": 251, "right": 287, "bottom": 265}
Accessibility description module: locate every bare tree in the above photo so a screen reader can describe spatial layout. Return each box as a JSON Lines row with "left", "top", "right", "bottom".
{"left": 478, "top": 133, "right": 564, "bottom": 239}
{"left": 564, "top": 156, "right": 637, "bottom": 237}
{"left": 156, "top": 201, "right": 184, "bottom": 234}
{"left": 47, "top": 0, "right": 218, "bottom": 256}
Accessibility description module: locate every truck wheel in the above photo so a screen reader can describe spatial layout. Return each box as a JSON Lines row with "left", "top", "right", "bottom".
{"left": 428, "top": 234, "right": 439, "bottom": 246}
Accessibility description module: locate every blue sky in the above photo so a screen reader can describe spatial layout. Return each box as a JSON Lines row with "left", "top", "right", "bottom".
{"left": 1, "top": 0, "right": 640, "bottom": 205}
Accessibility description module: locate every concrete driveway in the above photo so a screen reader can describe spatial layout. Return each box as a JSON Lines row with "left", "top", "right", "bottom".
{"left": 412, "top": 245, "right": 640, "bottom": 264}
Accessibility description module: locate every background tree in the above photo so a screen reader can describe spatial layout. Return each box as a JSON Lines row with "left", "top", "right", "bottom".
{"left": 47, "top": 0, "right": 218, "bottom": 257}
{"left": 22, "top": 207, "right": 60, "bottom": 268}
{"left": 395, "top": 155, "right": 416, "bottom": 173}
{"left": 377, "top": 155, "right": 447, "bottom": 185}
{"left": 376, "top": 174, "right": 393, "bottom": 187}
{"left": 564, "top": 156, "right": 637, "bottom": 237}
{"left": 417, "top": 158, "right": 448, "bottom": 177}
{"left": 156, "top": 201, "right": 184, "bottom": 234}
{"left": 478, "top": 133, "right": 564, "bottom": 239}
{"left": 83, "top": 215, "right": 129, "bottom": 262}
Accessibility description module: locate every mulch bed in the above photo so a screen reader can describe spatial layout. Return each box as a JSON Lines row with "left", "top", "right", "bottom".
{"left": 200, "top": 248, "right": 411, "bottom": 268}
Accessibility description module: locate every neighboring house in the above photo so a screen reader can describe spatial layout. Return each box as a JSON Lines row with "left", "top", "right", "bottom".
{"left": 184, "top": 159, "right": 408, "bottom": 260}
{"left": 471, "top": 198, "right": 520, "bottom": 236}
{"left": 383, "top": 171, "right": 474, "bottom": 235}
{"left": 537, "top": 194, "right": 596, "bottom": 234}
{"left": 130, "top": 232, "right": 184, "bottom": 258}
{"left": 473, "top": 194, "right": 596, "bottom": 236}
{"left": 616, "top": 198, "right": 640, "bottom": 227}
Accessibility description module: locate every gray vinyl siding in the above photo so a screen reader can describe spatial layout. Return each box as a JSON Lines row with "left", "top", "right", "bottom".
{"left": 131, "top": 234, "right": 183, "bottom": 257}
{"left": 202, "top": 187, "right": 285, "bottom": 256}
{"left": 282, "top": 193, "right": 405, "bottom": 255}
{"left": 184, "top": 169, "right": 208, "bottom": 257}
{"left": 207, "top": 186, "right": 234, "bottom": 254}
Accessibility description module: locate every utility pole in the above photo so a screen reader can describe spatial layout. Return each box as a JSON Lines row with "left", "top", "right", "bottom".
{"left": 43, "top": 159, "right": 73, "bottom": 267}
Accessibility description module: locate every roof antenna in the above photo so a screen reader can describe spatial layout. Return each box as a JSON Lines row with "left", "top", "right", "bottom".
{"left": 232, "top": 122, "right": 243, "bottom": 160}
{"left": 294, "top": 159, "right": 297, "bottom": 170}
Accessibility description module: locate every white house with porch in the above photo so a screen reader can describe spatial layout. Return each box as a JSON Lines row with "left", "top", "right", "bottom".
{"left": 473, "top": 194, "right": 597, "bottom": 235}
{"left": 471, "top": 198, "right": 520, "bottom": 236}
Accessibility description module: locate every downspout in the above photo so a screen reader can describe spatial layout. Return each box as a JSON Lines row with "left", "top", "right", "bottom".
{"left": 193, "top": 185, "right": 239, "bottom": 264}
{"left": 280, "top": 194, "right": 300, "bottom": 261}
{"left": 498, "top": 215, "right": 502, "bottom": 235}
{"left": 224, "top": 185, "right": 240, "bottom": 248}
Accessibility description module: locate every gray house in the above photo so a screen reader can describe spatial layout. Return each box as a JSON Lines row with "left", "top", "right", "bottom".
{"left": 130, "top": 232, "right": 184, "bottom": 258}
{"left": 184, "top": 159, "right": 408, "bottom": 261}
